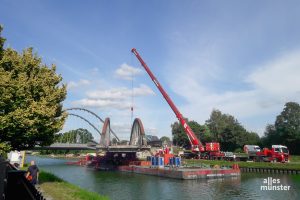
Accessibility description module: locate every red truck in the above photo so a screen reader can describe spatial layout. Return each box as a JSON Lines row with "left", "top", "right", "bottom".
{"left": 244, "top": 145, "right": 289, "bottom": 163}
{"left": 202, "top": 142, "right": 225, "bottom": 159}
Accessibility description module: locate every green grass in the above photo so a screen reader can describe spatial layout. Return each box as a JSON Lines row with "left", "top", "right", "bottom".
{"left": 290, "top": 155, "right": 300, "bottom": 162}
{"left": 183, "top": 159, "right": 300, "bottom": 170}
{"left": 38, "top": 171, "right": 109, "bottom": 200}
{"left": 39, "top": 170, "right": 64, "bottom": 183}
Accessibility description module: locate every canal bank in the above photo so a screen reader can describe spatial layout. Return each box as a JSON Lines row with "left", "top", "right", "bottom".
{"left": 27, "top": 156, "right": 300, "bottom": 200}
{"left": 38, "top": 170, "right": 109, "bottom": 200}
{"left": 184, "top": 159, "right": 300, "bottom": 173}
{"left": 240, "top": 167, "right": 300, "bottom": 174}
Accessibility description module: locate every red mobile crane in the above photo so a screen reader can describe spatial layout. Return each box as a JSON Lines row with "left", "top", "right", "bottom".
{"left": 131, "top": 48, "right": 205, "bottom": 153}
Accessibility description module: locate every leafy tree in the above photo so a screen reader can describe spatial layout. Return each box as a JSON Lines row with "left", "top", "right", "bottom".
{"left": 205, "top": 109, "right": 228, "bottom": 141}
{"left": 261, "top": 124, "right": 277, "bottom": 147}
{"left": 189, "top": 120, "right": 202, "bottom": 138}
{"left": 0, "top": 27, "right": 67, "bottom": 150}
{"left": 198, "top": 124, "right": 213, "bottom": 143}
{"left": 171, "top": 110, "right": 261, "bottom": 151}
{"left": 0, "top": 141, "right": 11, "bottom": 157}
{"left": 275, "top": 102, "right": 300, "bottom": 154}
{"left": 171, "top": 119, "right": 205, "bottom": 149}
{"left": 111, "top": 138, "right": 118, "bottom": 145}
{"left": 160, "top": 136, "right": 171, "bottom": 143}
{"left": 262, "top": 102, "right": 300, "bottom": 154}
{"left": 0, "top": 26, "right": 5, "bottom": 59}
{"left": 172, "top": 121, "right": 189, "bottom": 148}
{"left": 206, "top": 109, "right": 261, "bottom": 151}
{"left": 55, "top": 129, "right": 94, "bottom": 144}
{"left": 245, "top": 132, "right": 261, "bottom": 146}
{"left": 0, "top": 26, "right": 7, "bottom": 155}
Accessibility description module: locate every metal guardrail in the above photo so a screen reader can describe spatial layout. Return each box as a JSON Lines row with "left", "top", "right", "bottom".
{"left": 0, "top": 157, "right": 46, "bottom": 200}
{"left": 0, "top": 159, "right": 8, "bottom": 200}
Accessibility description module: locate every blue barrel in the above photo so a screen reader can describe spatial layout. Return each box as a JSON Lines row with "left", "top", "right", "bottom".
{"left": 175, "top": 157, "right": 181, "bottom": 166}
{"left": 147, "top": 156, "right": 151, "bottom": 161}
{"left": 169, "top": 157, "right": 174, "bottom": 166}
{"left": 151, "top": 156, "right": 155, "bottom": 166}
{"left": 155, "top": 156, "right": 159, "bottom": 166}
{"left": 158, "top": 157, "right": 164, "bottom": 167}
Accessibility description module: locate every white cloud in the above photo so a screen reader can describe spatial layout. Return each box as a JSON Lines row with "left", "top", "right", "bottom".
{"left": 115, "top": 63, "right": 143, "bottom": 80}
{"left": 86, "top": 84, "right": 155, "bottom": 100}
{"left": 72, "top": 99, "right": 132, "bottom": 110}
{"left": 72, "top": 84, "right": 155, "bottom": 110}
{"left": 133, "top": 84, "right": 156, "bottom": 96}
{"left": 145, "top": 127, "right": 158, "bottom": 135}
{"left": 247, "top": 50, "right": 300, "bottom": 97}
{"left": 67, "top": 79, "right": 91, "bottom": 90}
{"left": 87, "top": 88, "right": 129, "bottom": 100}
{"left": 167, "top": 50, "right": 300, "bottom": 135}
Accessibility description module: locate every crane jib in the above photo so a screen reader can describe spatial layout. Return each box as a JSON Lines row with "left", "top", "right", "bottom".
{"left": 153, "top": 79, "right": 159, "bottom": 87}
{"left": 186, "top": 126, "right": 195, "bottom": 140}
{"left": 131, "top": 48, "right": 203, "bottom": 151}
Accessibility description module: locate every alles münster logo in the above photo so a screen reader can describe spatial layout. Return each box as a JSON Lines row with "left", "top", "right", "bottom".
{"left": 260, "top": 177, "right": 291, "bottom": 191}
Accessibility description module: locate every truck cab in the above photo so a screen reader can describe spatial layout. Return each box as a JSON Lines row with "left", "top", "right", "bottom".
{"left": 256, "top": 145, "right": 289, "bottom": 163}
{"left": 271, "top": 145, "right": 289, "bottom": 162}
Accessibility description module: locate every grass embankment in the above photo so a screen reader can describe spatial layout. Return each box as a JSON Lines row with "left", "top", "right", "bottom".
{"left": 290, "top": 155, "right": 300, "bottom": 162}
{"left": 184, "top": 157, "right": 300, "bottom": 171}
{"left": 38, "top": 171, "right": 109, "bottom": 200}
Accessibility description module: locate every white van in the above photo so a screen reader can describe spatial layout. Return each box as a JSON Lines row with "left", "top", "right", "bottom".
{"left": 243, "top": 145, "right": 261, "bottom": 157}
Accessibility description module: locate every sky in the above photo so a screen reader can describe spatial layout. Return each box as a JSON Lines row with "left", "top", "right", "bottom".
{"left": 1, "top": 0, "right": 300, "bottom": 142}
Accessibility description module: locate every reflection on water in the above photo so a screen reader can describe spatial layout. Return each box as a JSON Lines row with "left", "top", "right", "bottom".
{"left": 27, "top": 156, "right": 300, "bottom": 200}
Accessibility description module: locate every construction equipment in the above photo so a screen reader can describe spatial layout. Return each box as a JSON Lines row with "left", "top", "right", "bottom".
{"left": 244, "top": 144, "right": 289, "bottom": 163}
{"left": 131, "top": 48, "right": 205, "bottom": 153}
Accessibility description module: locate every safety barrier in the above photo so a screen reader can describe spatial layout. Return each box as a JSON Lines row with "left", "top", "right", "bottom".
{"left": 0, "top": 159, "right": 8, "bottom": 200}
{"left": 240, "top": 167, "right": 300, "bottom": 174}
{"left": 0, "top": 157, "right": 46, "bottom": 200}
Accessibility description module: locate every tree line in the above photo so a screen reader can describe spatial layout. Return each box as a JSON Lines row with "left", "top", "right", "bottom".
{"left": 54, "top": 128, "right": 94, "bottom": 144}
{"left": 172, "top": 102, "right": 300, "bottom": 154}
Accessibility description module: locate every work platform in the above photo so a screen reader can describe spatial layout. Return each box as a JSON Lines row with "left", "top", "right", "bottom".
{"left": 118, "top": 165, "right": 240, "bottom": 180}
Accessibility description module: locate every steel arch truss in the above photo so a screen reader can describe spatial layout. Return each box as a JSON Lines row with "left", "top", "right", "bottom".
{"left": 65, "top": 107, "right": 120, "bottom": 142}
{"left": 129, "top": 118, "right": 147, "bottom": 146}
{"left": 100, "top": 118, "right": 111, "bottom": 147}
{"left": 67, "top": 113, "right": 102, "bottom": 136}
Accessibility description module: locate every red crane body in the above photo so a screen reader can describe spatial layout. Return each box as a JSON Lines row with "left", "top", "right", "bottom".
{"left": 131, "top": 48, "right": 204, "bottom": 152}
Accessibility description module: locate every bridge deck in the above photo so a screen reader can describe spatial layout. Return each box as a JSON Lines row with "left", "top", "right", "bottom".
{"left": 35, "top": 143, "right": 151, "bottom": 151}
{"left": 102, "top": 145, "right": 151, "bottom": 152}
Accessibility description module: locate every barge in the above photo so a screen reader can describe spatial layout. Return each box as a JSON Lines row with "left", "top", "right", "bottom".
{"left": 118, "top": 164, "right": 240, "bottom": 180}
{"left": 66, "top": 153, "right": 241, "bottom": 180}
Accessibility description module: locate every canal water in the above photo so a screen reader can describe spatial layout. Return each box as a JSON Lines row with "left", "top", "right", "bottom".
{"left": 26, "top": 156, "right": 300, "bottom": 200}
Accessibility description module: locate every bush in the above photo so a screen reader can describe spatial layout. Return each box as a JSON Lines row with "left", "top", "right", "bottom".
{"left": 234, "top": 148, "right": 243, "bottom": 153}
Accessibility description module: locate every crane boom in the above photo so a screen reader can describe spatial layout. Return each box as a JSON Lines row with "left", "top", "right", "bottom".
{"left": 131, "top": 48, "right": 204, "bottom": 152}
